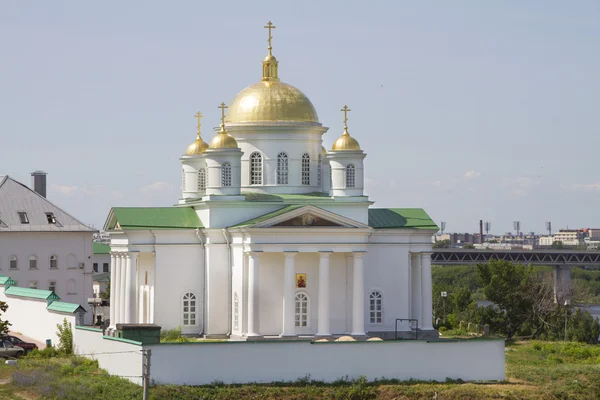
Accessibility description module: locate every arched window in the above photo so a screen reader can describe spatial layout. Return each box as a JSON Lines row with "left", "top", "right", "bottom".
{"left": 317, "top": 154, "right": 322, "bottom": 187}
{"left": 277, "top": 152, "right": 288, "bottom": 184}
{"left": 250, "top": 152, "right": 262, "bottom": 185}
{"left": 50, "top": 255, "right": 58, "bottom": 269}
{"left": 198, "top": 168, "right": 207, "bottom": 191}
{"left": 182, "top": 169, "right": 186, "bottom": 190}
{"left": 346, "top": 164, "right": 356, "bottom": 188}
{"left": 222, "top": 162, "right": 232, "bottom": 187}
{"left": 295, "top": 292, "right": 309, "bottom": 328}
{"left": 29, "top": 255, "right": 37, "bottom": 270}
{"left": 233, "top": 292, "right": 239, "bottom": 331}
{"left": 301, "top": 153, "right": 310, "bottom": 185}
{"left": 182, "top": 292, "right": 197, "bottom": 326}
{"left": 9, "top": 256, "right": 17, "bottom": 270}
{"left": 369, "top": 291, "right": 383, "bottom": 324}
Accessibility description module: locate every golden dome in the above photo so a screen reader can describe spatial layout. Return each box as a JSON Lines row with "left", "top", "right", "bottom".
{"left": 225, "top": 81, "right": 319, "bottom": 124}
{"left": 321, "top": 146, "right": 327, "bottom": 156}
{"left": 185, "top": 134, "right": 209, "bottom": 155}
{"left": 331, "top": 129, "right": 361, "bottom": 151}
{"left": 209, "top": 125, "right": 239, "bottom": 149}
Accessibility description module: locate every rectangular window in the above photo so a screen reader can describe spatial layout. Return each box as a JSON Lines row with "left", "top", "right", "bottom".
{"left": 29, "top": 281, "right": 37, "bottom": 289}
{"left": 49, "top": 281, "right": 56, "bottom": 292}
{"left": 45, "top": 212, "right": 56, "bottom": 224}
{"left": 102, "top": 263, "right": 109, "bottom": 272}
{"left": 17, "top": 212, "right": 29, "bottom": 224}
{"left": 9, "top": 257, "right": 17, "bottom": 270}
{"left": 93, "top": 263, "right": 98, "bottom": 273}
{"left": 29, "top": 257, "right": 37, "bottom": 269}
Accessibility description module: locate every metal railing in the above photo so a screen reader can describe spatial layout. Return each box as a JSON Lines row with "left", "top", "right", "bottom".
{"left": 395, "top": 318, "right": 419, "bottom": 340}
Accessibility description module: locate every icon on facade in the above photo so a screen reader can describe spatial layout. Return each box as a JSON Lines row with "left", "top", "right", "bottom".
{"left": 296, "top": 273, "right": 306, "bottom": 288}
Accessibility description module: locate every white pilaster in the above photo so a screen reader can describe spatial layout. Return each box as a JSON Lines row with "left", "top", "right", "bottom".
{"left": 282, "top": 252, "right": 296, "bottom": 336}
{"left": 108, "top": 254, "right": 117, "bottom": 330}
{"left": 124, "top": 254, "right": 132, "bottom": 323}
{"left": 420, "top": 252, "right": 434, "bottom": 330}
{"left": 119, "top": 254, "right": 127, "bottom": 326}
{"left": 351, "top": 252, "right": 365, "bottom": 336}
{"left": 317, "top": 252, "right": 331, "bottom": 336}
{"left": 128, "top": 253, "right": 138, "bottom": 323}
{"left": 410, "top": 252, "right": 422, "bottom": 326}
{"left": 247, "top": 252, "right": 260, "bottom": 337}
{"left": 113, "top": 254, "right": 122, "bottom": 326}
{"left": 149, "top": 285, "right": 154, "bottom": 324}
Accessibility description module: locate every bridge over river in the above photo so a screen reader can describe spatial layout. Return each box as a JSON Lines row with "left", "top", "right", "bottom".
{"left": 431, "top": 249, "right": 600, "bottom": 300}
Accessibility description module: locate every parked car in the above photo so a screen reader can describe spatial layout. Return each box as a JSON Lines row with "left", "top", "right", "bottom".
{"left": 0, "top": 340, "right": 24, "bottom": 358}
{"left": 3, "top": 335, "right": 38, "bottom": 353}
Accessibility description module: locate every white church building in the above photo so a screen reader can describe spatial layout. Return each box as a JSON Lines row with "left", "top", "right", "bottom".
{"left": 104, "top": 23, "right": 439, "bottom": 340}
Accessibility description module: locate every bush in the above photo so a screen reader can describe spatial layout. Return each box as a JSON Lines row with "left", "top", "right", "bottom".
{"left": 56, "top": 318, "right": 73, "bottom": 354}
{"left": 160, "top": 327, "right": 193, "bottom": 343}
{"left": 26, "top": 347, "right": 59, "bottom": 359}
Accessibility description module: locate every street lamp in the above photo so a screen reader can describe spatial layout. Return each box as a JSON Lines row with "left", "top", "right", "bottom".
{"left": 564, "top": 299, "right": 571, "bottom": 343}
{"left": 441, "top": 291, "right": 448, "bottom": 322}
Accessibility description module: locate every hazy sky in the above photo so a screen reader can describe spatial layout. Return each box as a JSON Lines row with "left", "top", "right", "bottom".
{"left": 1, "top": 1, "right": 599, "bottom": 234}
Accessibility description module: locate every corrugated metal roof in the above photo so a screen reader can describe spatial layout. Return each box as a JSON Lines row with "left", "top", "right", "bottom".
{"left": 0, "top": 275, "right": 16, "bottom": 286}
{"left": 368, "top": 208, "right": 438, "bottom": 230}
{"left": 47, "top": 301, "right": 86, "bottom": 314}
{"left": 5, "top": 286, "right": 61, "bottom": 301}
{"left": 93, "top": 242, "right": 110, "bottom": 254}
{"left": 93, "top": 272, "right": 110, "bottom": 282}
{"left": 106, "top": 207, "right": 203, "bottom": 230}
{"left": 0, "top": 176, "right": 95, "bottom": 232}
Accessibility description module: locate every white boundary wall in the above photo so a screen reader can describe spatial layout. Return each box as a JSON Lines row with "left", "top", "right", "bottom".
{"left": 0, "top": 289, "right": 76, "bottom": 346}
{"left": 73, "top": 329, "right": 505, "bottom": 386}
{"left": 73, "top": 327, "right": 143, "bottom": 385}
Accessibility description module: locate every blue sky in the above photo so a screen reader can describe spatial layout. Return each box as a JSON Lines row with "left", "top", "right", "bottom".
{"left": 1, "top": 1, "right": 599, "bottom": 233}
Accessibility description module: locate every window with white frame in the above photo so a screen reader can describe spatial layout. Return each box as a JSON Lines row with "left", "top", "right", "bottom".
{"left": 9, "top": 256, "right": 17, "bottom": 270}
{"left": 301, "top": 153, "right": 310, "bottom": 185}
{"left": 182, "top": 292, "right": 197, "bottom": 326}
{"left": 277, "top": 152, "right": 288, "bottom": 184}
{"left": 369, "top": 291, "right": 383, "bottom": 324}
{"left": 198, "top": 168, "right": 207, "bottom": 191}
{"left": 17, "top": 212, "right": 29, "bottom": 224}
{"left": 295, "top": 292, "right": 309, "bottom": 327}
{"left": 93, "top": 263, "right": 98, "bottom": 273}
{"left": 49, "top": 281, "right": 56, "bottom": 293}
{"left": 250, "top": 152, "right": 263, "bottom": 185}
{"left": 317, "top": 154, "right": 322, "bottom": 186}
{"left": 346, "top": 164, "right": 356, "bottom": 188}
{"left": 29, "top": 255, "right": 37, "bottom": 269}
{"left": 222, "top": 162, "right": 232, "bottom": 187}
{"left": 50, "top": 255, "right": 57, "bottom": 269}
{"left": 233, "top": 292, "right": 239, "bottom": 330}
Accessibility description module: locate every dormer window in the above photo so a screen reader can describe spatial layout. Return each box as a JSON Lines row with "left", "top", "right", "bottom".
{"left": 17, "top": 212, "right": 29, "bottom": 224}
{"left": 45, "top": 212, "right": 56, "bottom": 224}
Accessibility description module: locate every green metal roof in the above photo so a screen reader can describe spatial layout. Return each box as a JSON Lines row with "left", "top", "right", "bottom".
{"left": 231, "top": 205, "right": 303, "bottom": 228}
{"left": 110, "top": 207, "right": 203, "bottom": 230}
{"left": 47, "top": 301, "right": 86, "bottom": 314}
{"left": 368, "top": 208, "right": 438, "bottom": 230}
{"left": 0, "top": 275, "right": 16, "bottom": 286}
{"left": 5, "top": 286, "right": 61, "bottom": 301}
{"left": 93, "top": 272, "right": 111, "bottom": 283}
{"left": 93, "top": 242, "right": 110, "bottom": 254}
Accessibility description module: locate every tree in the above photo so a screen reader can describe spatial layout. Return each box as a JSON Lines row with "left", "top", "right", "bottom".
{"left": 462, "top": 244, "right": 475, "bottom": 249}
{"left": 551, "top": 241, "right": 564, "bottom": 249}
{"left": 100, "top": 281, "right": 110, "bottom": 301}
{"left": 433, "top": 239, "right": 450, "bottom": 249}
{"left": 0, "top": 301, "right": 10, "bottom": 334}
{"left": 56, "top": 318, "right": 73, "bottom": 354}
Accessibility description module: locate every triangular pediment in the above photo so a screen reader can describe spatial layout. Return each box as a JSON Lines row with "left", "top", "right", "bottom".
{"left": 248, "top": 205, "right": 370, "bottom": 229}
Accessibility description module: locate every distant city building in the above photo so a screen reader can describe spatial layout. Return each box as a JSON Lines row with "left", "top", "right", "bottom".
{"left": 538, "top": 236, "right": 554, "bottom": 246}
{"left": 553, "top": 230, "right": 584, "bottom": 247}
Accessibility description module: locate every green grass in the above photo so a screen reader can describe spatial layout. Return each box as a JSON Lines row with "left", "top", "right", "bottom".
{"left": 1, "top": 341, "right": 599, "bottom": 399}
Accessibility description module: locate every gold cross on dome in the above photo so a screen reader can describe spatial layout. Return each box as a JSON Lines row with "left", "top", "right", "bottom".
{"left": 341, "top": 105, "right": 351, "bottom": 128}
{"left": 264, "top": 21, "right": 276, "bottom": 53}
{"left": 218, "top": 102, "right": 228, "bottom": 125}
{"left": 194, "top": 111, "right": 203, "bottom": 134}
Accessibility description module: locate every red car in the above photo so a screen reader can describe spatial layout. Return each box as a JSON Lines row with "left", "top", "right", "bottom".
{"left": 3, "top": 335, "right": 38, "bottom": 353}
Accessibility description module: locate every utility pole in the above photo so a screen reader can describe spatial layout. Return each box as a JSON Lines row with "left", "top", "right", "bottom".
{"left": 142, "top": 349, "right": 152, "bottom": 400}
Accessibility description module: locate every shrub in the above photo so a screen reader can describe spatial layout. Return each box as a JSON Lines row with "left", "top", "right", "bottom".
{"left": 160, "top": 327, "right": 193, "bottom": 343}
{"left": 56, "top": 318, "right": 73, "bottom": 354}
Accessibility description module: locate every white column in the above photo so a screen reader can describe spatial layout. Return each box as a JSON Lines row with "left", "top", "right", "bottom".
{"left": 351, "top": 252, "right": 365, "bottom": 336}
{"left": 138, "top": 286, "right": 145, "bottom": 323}
{"left": 317, "top": 252, "right": 331, "bottom": 336}
{"left": 281, "top": 252, "right": 296, "bottom": 336}
{"left": 247, "top": 252, "right": 260, "bottom": 337}
{"left": 119, "top": 254, "right": 127, "bottom": 326}
{"left": 128, "top": 253, "right": 137, "bottom": 323}
{"left": 420, "top": 252, "right": 434, "bottom": 330}
{"left": 113, "top": 255, "right": 122, "bottom": 326}
{"left": 108, "top": 254, "right": 117, "bottom": 330}
{"left": 410, "top": 252, "right": 422, "bottom": 327}
{"left": 149, "top": 285, "right": 154, "bottom": 324}
{"left": 124, "top": 254, "right": 132, "bottom": 323}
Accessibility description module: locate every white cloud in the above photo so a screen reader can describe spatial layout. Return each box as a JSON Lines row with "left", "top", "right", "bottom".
{"left": 464, "top": 170, "right": 482, "bottom": 179}
{"left": 502, "top": 176, "right": 539, "bottom": 197}
{"left": 50, "top": 184, "right": 79, "bottom": 196}
{"left": 563, "top": 182, "right": 600, "bottom": 192}
{"left": 140, "top": 181, "right": 171, "bottom": 193}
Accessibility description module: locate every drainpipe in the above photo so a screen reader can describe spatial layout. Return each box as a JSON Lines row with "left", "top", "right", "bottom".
{"left": 195, "top": 229, "right": 206, "bottom": 336}
{"left": 222, "top": 229, "right": 232, "bottom": 337}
